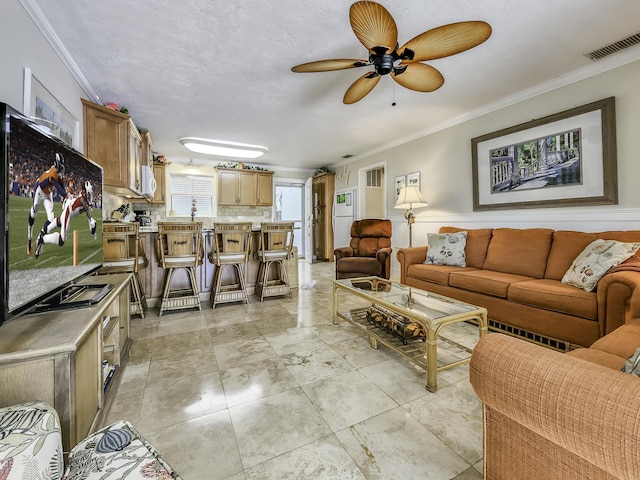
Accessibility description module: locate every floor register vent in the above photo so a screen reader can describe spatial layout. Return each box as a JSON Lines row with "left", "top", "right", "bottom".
{"left": 586, "top": 32, "right": 640, "bottom": 60}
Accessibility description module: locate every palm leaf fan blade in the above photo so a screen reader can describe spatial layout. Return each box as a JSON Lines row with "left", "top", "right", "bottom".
{"left": 291, "top": 59, "right": 368, "bottom": 73}
{"left": 400, "top": 21, "right": 492, "bottom": 62}
{"left": 391, "top": 63, "right": 444, "bottom": 92}
{"left": 343, "top": 73, "right": 381, "bottom": 104}
{"left": 349, "top": 1, "right": 398, "bottom": 53}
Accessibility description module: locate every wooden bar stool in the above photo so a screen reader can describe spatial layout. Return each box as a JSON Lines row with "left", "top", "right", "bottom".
{"left": 255, "top": 222, "right": 294, "bottom": 301}
{"left": 156, "top": 222, "right": 203, "bottom": 316}
{"left": 100, "top": 222, "right": 148, "bottom": 317}
{"left": 209, "top": 223, "right": 252, "bottom": 308}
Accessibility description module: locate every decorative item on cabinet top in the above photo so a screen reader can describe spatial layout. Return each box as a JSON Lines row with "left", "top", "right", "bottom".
{"left": 216, "top": 162, "right": 272, "bottom": 171}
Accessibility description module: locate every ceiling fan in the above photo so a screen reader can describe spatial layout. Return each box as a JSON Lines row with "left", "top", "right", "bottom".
{"left": 291, "top": 1, "right": 492, "bottom": 104}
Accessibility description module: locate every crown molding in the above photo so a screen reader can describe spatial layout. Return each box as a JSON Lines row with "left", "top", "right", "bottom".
{"left": 19, "top": 0, "right": 101, "bottom": 103}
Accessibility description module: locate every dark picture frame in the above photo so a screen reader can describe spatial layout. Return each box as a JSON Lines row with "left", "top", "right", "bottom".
{"left": 471, "top": 97, "right": 617, "bottom": 211}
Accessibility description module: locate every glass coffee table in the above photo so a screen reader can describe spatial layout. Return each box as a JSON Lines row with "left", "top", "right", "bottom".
{"left": 333, "top": 277, "right": 488, "bottom": 392}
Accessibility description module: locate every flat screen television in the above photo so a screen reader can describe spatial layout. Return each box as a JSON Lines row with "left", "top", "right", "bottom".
{"left": 1, "top": 102, "right": 105, "bottom": 324}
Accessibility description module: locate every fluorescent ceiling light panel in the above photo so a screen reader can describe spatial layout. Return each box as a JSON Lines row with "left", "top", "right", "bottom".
{"left": 179, "top": 137, "right": 268, "bottom": 158}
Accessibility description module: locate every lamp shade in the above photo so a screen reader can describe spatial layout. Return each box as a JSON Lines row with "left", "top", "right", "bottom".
{"left": 395, "top": 186, "right": 429, "bottom": 209}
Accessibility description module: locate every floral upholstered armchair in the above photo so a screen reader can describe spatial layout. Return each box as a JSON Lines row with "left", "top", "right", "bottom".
{"left": 0, "top": 401, "right": 181, "bottom": 480}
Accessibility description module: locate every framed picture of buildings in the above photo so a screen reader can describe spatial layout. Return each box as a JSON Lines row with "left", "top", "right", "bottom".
{"left": 471, "top": 97, "right": 617, "bottom": 211}
{"left": 394, "top": 175, "right": 406, "bottom": 202}
{"left": 23, "top": 67, "right": 80, "bottom": 149}
{"left": 407, "top": 172, "right": 420, "bottom": 189}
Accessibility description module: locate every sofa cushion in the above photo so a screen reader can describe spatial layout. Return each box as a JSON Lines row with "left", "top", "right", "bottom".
{"left": 0, "top": 401, "right": 63, "bottom": 480}
{"left": 565, "top": 348, "right": 627, "bottom": 371}
{"left": 406, "top": 264, "right": 477, "bottom": 286}
{"left": 449, "top": 270, "right": 535, "bottom": 298}
{"left": 483, "top": 228, "right": 554, "bottom": 278}
{"left": 597, "top": 230, "right": 640, "bottom": 249}
{"left": 562, "top": 239, "right": 640, "bottom": 292}
{"left": 590, "top": 318, "right": 640, "bottom": 358}
{"left": 544, "top": 231, "right": 598, "bottom": 280}
{"left": 439, "top": 226, "right": 493, "bottom": 268}
{"left": 64, "top": 420, "right": 181, "bottom": 479}
{"left": 508, "top": 279, "right": 597, "bottom": 320}
{"left": 425, "top": 232, "right": 467, "bottom": 266}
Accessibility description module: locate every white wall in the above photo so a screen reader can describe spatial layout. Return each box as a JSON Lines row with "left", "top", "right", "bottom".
{"left": 343, "top": 60, "right": 640, "bottom": 269}
{"left": 0, "top": 0, "right": 89, "bottom": 151}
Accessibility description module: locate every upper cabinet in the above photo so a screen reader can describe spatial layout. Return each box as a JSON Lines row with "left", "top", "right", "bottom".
{"left": 218, "top": 168, "right": 273, "bottom": 206}
{"left": 256, "top": 172, "right": 274, "bottom": 206}
{"left": 151, "top": 162, "right": 167, "bottom": 204}
{"left": 140, "top": 129, "right": 153, "bottom": 167}
{"left": 82, "top": 99, "right": 143, "bottom": 197}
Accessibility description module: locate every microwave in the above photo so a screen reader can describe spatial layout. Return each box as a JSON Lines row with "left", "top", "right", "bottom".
{"left": 141, "top": 165, "right": 157, "bottom": 199}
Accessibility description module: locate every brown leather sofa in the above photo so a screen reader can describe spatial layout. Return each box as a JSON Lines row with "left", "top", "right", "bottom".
{"left": 334, "top": 219, "right": 392, "bottom": 280}
{"left": 397, "top": 227, "right": 640, "bottom": 348}
{"left": 470, "top": 329, "right": 640, "bottom": 480}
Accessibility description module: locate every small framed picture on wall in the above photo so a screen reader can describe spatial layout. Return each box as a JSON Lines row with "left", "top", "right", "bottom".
{"left": 395, "top": 175, "right": 406, "bottom": 202}
{"left": 407, "top": 172, "right": 420, "bottom": 189}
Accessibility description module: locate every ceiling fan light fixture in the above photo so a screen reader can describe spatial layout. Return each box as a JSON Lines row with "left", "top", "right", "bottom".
{"left": 179, "top": 137, "right": 268, "bottom": 159}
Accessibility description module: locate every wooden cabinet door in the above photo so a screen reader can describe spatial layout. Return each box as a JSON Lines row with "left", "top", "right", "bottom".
{"left": 74, "top": 324, "right": 100, "bottom": 442}
{"left": 128, "top": 121, "right": 142, "bottom": 195}
{"left": 237, "top": 171, "right": 257, "bottom": 205}
{"left": 256, "top": 172, "right": 273, "bottom": 206}
{"left": 219, "top": 170, "right": 239, "bottom": 205}
{"left": 141, "top": 130, "right": 153, "bottom": 167}
{"left": 83, "top": 100, "right": 128, "bottom": 188}
{"left": 151, "top": 163, "right": 166, "bottom": 204}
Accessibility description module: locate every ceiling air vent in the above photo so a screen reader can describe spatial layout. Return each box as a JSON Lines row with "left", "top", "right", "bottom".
{"left": 586, "top": 33, "right": 640, "bottom": 60}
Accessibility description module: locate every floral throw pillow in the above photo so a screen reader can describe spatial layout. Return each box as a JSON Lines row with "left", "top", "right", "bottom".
{"left": 424, "top": 232, "right": 467, "bottom": 267}
{"left": 562, "top": 239, "right": 640, "bottom": 292}
{"left": 64, "top": 420, "right": 182, "bottom": 479}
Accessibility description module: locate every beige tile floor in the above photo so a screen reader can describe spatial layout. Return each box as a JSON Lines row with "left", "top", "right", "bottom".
{"left": 103, "top": 262, "right": 484, "bottom": 480}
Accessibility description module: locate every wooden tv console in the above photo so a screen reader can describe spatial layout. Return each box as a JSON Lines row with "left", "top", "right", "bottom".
{"left": 0, "top": 273, "right": 131, "bottom": 452}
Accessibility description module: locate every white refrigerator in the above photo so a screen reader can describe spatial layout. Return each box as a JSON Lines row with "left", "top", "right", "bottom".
{"left": 333, "top": 188, "right": 357, "bottom": 249}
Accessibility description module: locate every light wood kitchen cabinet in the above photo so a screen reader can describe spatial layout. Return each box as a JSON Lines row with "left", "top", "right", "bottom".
{"left": 82, "top": 99, "right": 143, "bottom": 197}
{"left": 217, "top": 168, "right": 273, "bottom": 206}
{"left": 151, "top": 162, "right": 167, "bottom": 204}
{"left": 257, "top": 172, "right": 274, "bottom": 206}
{"left": 138, "top": 233, "right": 165, "bottom": 300}
{"left": 128, "top": 122, "right": 143, "bottom": 194}
{"left": 0, "top": 273, "right": 131, "bottom": 453}
{"left": 312, "top": 172, "right": 335, "bottom": 261}
{"left": 140, "top": 129, "right": 153, "bottom": 167}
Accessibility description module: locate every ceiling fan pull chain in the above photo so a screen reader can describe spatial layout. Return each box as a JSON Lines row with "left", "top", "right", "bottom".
{"left": 392, "top": 81, "right": 397, "bottom": 107}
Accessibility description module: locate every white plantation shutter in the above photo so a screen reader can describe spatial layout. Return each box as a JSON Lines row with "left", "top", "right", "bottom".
{"left": 171, "top": 175, "right": 213, "bottom": 215}
{"left": 366, "top": 167, "right": 383, "bottom": 188}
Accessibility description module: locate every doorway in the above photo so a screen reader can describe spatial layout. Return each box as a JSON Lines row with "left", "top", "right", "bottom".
{"left": 274, "top": 183, "right": 304, "bottom": 254}
{"left": 358, "top": 162, "right": 387, "bottom": 219}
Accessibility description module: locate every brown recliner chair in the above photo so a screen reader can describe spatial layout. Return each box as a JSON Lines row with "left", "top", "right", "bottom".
{"left": 334, "top": 219, "right": 392, "bottom": 280}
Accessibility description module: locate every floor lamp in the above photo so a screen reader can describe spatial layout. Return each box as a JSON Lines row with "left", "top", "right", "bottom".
{"left": 394, "top": 186, "right": 428, "bottom": 247}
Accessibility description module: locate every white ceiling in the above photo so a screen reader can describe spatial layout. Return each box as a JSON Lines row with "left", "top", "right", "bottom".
{"left": 24, "top": 0, "right": 640, "bottom": 171}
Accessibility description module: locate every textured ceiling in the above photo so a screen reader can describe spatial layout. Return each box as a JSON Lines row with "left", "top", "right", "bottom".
{"left": 25, "top": 0, "right": 640, "bottom": 171}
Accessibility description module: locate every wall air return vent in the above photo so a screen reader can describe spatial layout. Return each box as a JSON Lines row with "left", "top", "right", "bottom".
{"left": 586, "top": 33, "right": 640, "bottom": 60}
